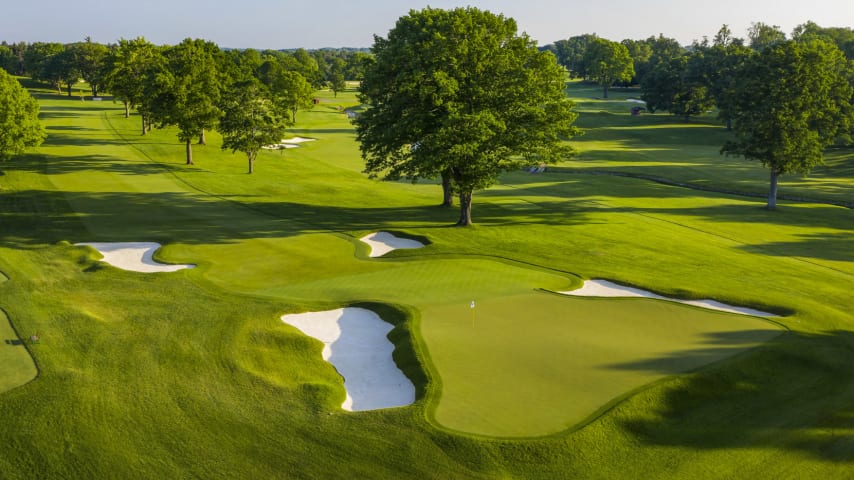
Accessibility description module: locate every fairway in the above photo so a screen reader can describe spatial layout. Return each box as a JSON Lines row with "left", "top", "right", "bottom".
{"left": 421, "top": 292, "right": 783, "bottom": 437}
{"left": 0, "top": 81, "right": 851, "bottom": 478}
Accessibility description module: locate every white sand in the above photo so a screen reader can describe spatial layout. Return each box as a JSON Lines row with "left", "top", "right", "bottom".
{"left": 626, "top": 99, "right": 646, "bottom": 104}
{"left": 359, "top": 232, "right": 424, "bottom": 257}
{"left": 561, "top": 279, "right": 778, "bottom": 317}
{"left": 280, "top": 137, "right": 316, "bottom": 144}
{"left": 76, "top": 242, "right": 195, "bottom": 273}
{"left": 281, "top": 308, "right": 415, "bottom": 411}
{"left": 262, "top": 137, "right": 317, "bottom": 150}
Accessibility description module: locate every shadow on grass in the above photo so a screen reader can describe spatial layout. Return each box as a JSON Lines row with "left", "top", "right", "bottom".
{"left": 604, "top": 329, "right": 783, "bottom": 374}
{"left": 616, "top": 330, "right": 854, "bottom": 463}
{"left": 739, "top": 232, "right": 854, "bottom": 263}
{"left": 10, "top": 152, "right": 182, "bottom": 177}
{"left": 0, "top": 186, "right": 603, "bottom": 246}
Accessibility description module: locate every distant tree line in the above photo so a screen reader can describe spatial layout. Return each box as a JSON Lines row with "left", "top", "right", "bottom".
{"left": 543, "top": 21, "right": 854, "bottom": 209}
{"left": 0, "top": 38, "right": 373, "bottom": 171}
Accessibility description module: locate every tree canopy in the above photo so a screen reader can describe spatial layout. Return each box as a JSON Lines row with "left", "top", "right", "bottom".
{"left": 0, "top": 69, "right": 45, "bottom": 162}
{"left": 582, "top": 38, "right": 634, "bottom": 98}
{"left": 219, "top": 79, "right": 291, "bottom": 174}
{"left": 721, "top": 39, "right": 854, "bottom": 209}
{"left": 356, "top": 7, "right": 579, "bottom": 226}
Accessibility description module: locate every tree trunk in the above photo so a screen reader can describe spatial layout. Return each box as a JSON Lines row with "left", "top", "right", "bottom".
{"left": 124, "top": 101, "right": 130, "bottom": 118}
{"left": 146, "top": 117, "right": 152, "bottom": 132}
{"left": 91, "top": 84, "right": 97, "bottom": 97}
{"left": 457, "top": 191, "right": 473, "bottom": 226}
{"left": 67, "top": 82, "right": 73, "bottom": 97}
{"left": 248, "top": 152, "right": 255, "bottom": 174}
{"left": 726, "top": 117, "right": 732, "bottom": 131}
{"left": 440, "top": 169, "right": 454, "bottom": 207}
{"left": 185, "top": 138, "right": 194, "bottom": 165}
{"left": 291, "top": 108, "right": 297, "bottom": 123}
{"left": 602, "top": 84, "right": 608, "bottom": 99}
{"left": 198, "top": 129, "right": 206, "bottom": 145}
{"left": 767, "top": 169, "right": 779, "bottom": 210}
{"left": 141, "top": 115, "right": 146, "bottom": 135}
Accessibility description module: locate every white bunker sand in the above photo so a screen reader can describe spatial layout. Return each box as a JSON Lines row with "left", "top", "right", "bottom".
{"left": 76, "top": 242, "right": 195, "bottom": 273}
{"left": 281, "top": 308, "right": 415, "bottom": 411}
{"left": 263, "top": 137, "right": 317, "bottom": 150}
{"left": 360, "top": 232, "right": 424, "bottom": 257}
{"left": 561, "top": 279, "right": 777, "bottom": 317}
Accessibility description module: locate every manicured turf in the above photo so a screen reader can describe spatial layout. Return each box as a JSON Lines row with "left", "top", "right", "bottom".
{"left": 0, "top": 307, "right": 38, "bottom": 393}
{"left": 422, "top": 292, "right": 783, "bottom": 437}
{"left": 0, "top": 82, "right": 851, "bottom": 478}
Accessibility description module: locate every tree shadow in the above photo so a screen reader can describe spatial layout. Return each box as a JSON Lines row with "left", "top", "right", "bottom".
{"left": 10, "top": 152, "right": 182, "bottom": 177}
{"left": 738, "top": 232, "right": 854, "bottom": 263}
{"left": 603, "top": 329, "right": 784, "bottom": 375}
{"left": 615, "top": 330, "right": 854, "bottom": 463}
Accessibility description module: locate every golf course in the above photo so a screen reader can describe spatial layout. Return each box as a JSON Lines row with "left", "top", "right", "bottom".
{"left": 0, "top": 74, "right": 852, "bottom": 478}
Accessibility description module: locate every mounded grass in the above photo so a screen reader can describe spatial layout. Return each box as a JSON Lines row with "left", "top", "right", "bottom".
{"left": 0, "top": 82, "right": 851, "bottom": 477}
{"left": 0, "top": 307, "right": 38, "bottom": 393}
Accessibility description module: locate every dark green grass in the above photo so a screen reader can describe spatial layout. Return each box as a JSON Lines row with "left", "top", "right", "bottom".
{"left": 0, "top": 88, "right": 851, "bottom": 478}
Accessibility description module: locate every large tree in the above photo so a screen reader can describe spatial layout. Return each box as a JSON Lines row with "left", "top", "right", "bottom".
{"left": 104, "top": 37, "right": 162, "bottom": 121}
{"left": 357, "top": 7, "right": 578, "bottom": 226}
{"left": 154, "top": 39, "right": 225, "bottom": 164}
{"left": 69, "top": 38, "right": 109, "bottom": 97}
{"left": 0, "top": 69, "right": 46, "bottom": 163}
{"left": 721, "top": 39, "right": 854, "bottom": 209}
{"left": 219, "top": 79, "right": 291, "bottom": 174}
{"left": 582, "top": 37, "right": 634, "bottom": 98}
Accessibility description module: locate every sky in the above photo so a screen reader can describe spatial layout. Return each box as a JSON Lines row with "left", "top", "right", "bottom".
{"left": 2, "top": 0, "right": 852, "bottom": 49}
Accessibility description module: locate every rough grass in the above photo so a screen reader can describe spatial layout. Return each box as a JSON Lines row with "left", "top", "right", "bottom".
{"left": 0, "top": 82, "right": 851, "bottom": 478}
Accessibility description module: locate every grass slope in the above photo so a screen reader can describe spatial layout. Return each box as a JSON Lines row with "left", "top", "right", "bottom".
{"left": 0, "top": 84, "right": 851, "bottom": 478}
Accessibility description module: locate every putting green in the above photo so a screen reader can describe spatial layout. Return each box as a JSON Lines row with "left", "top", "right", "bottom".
{"left": 0, "top": 308, "right": 38, "bottom": 393}
{"left": 421, "top": 292, "right": 784, "bottom": 437}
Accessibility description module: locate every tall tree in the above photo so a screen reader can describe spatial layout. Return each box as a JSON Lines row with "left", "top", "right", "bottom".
{"left": 270, "top": 70, "right": 314, "bottom": 123}
{"left": 219, "top": 79, "right": 291, "bottom": 174}
{"left": 24, "top": 42, "right": 65, "bottom": 93}
{"left": 550, "top": 34, "right": 598, "bottom": 78}
{"left": 357, "top": 7, "right": 579, "bottom": 226}
{"left": 582, "top": 38, "right": 634, "bottom": 98}
{"left": 104, "top": 37, "right": 161, "bottom": 121}
{"left": 155, "top": 39, "right": 224, "bottom": 164}
{"left": 748, "top": 22, "right": 786, "bottom": 51}
{"left": 70, "top": 38, "right": 109, "bottom": 97}
{"left": 721, "top": 39, "right": 853, "bottom": 209}
{"left": 0, "top": 69, "right": 46, "bottom": 163}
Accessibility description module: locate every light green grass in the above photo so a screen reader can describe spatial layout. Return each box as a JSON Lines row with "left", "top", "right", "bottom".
{"left": 0, "top": 83, "right": 851, "bottom": 478}
{"left": 422, "top": 292, "right": 783, "bottom": 437}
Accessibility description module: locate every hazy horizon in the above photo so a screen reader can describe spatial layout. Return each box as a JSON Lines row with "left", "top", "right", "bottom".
{"left": 2, "top": 0, "right": 851, "bottom": 49}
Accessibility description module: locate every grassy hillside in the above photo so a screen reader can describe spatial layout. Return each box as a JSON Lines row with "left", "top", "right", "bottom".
{"left": 0, "top": 82, "right": 851, "bottom": 478}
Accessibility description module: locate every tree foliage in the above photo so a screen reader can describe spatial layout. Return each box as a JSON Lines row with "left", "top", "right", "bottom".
{"left": 721, "top": 39, "right": 854, "bottom": 209}
{"left": 219, "top": 79, "right": 291, "bottom": 174}
{"left": 154, "top": 39, "right": 225, "bottom": 164}
{"left": 0, "top": 69, "right": 45, "bottom": 161}
{"left": 748, "top": 22, "right": 786, "bottom": 51}
{"left": 582, "top": 38, "right": 634, "bottom": 98}
{"left": 357, "top": 7, "right": 579, "bottom": 225}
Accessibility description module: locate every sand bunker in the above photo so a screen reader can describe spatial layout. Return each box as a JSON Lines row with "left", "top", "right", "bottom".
{"left": 561, "top": 279, "right": 777, "bottom": 317}
{"left": 263, "top": 137, "right": 317, "bottom": 150}
{"left": 281, "top": 308, "right": 415, "bottom": 411}
{"left": 359, "top": 232, "right": 424, "bottom": 258}
{"left": 626, "top": 99, "right": 646, "bottom": 104}
{"left": 76, "top": 242, "right": 195, "bottom": 273}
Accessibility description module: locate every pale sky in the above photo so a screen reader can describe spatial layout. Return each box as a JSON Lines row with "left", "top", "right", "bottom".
{"left": 2, "top": 0, "right": 851, "bottom": 48}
